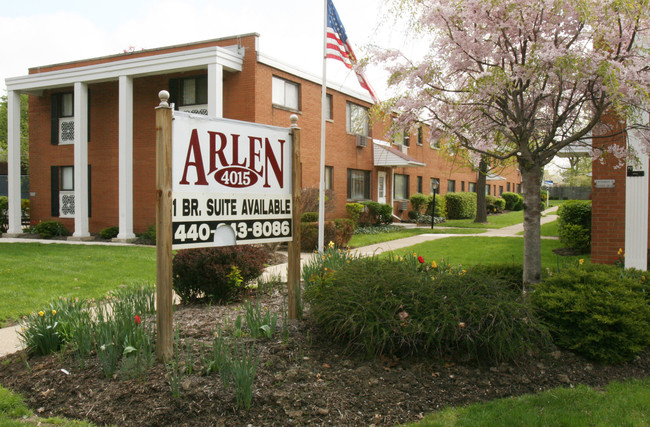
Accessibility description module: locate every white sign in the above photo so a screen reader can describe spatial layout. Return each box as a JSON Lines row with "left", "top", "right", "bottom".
{"left": 594, "top": 179, "right": 615, "bottom": 189}
{"left": 171, "top": 111, "right": 292, "bottom": 249}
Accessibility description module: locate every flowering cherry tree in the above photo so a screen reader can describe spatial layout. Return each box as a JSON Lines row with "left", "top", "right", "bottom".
{"left": 376, "top": 0, "right": 650, "bottom": 288}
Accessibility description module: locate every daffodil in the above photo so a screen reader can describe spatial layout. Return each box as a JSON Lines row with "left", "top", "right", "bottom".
{"left": 328, "top": 241, "right": 335, "bottom": 249}
{"left": 431, "top": 261, "right": 437, "bottom": 269}
{"left": 51, "top": 310, "right": 57, "bottom": 315}
{"left": 38, "top": 311, "right": 44, "bottom": 317}
{"left": 579, "top": 259, "right": 584, "bottom": 265}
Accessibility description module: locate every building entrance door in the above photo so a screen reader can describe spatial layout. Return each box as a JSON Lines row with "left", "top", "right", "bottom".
{"left": 377, "top": 171, "right": 386, "bottom": 204}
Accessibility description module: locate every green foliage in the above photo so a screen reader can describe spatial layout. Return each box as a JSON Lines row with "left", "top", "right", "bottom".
{"left": 243, "top": 300, "right": 278, "bottom": 339}
{"left": 0, "top": 94, "right": 30, "bottom": 170}
{"left": 300, "top": 219, "right": 354, "bottom": 250}
{"left": 300, "top": 212, "right": 318, "bottom": 222}
{"left": 302, "top": 245, "right": 361, "bottom": 287}
{"left": 502, "top": 192, "right": 523, "bottom": 211}
{"left": 33, "top": 221, "right": 70, "bottom": 238}
{"left": 361, "top": 201, "right": 394, "bottom": 225}
{"left": 99, "top": 226, "right": 119, "bottom": 240}
{"left": 0, "top": 385, "right": 32, "bottom": 419}
{"left": 485, "top": 195, "right": 506, "bottom": 213}
{"left": 345, "top": 202, "right": 364, "bottom": 224}
{"left": 0, "top": 196, "right": 7, "bottom": 232}
{"left": 136, "top": 224, "right": 156, "bottom": 245}
{"left": 532, "top": 264, "right": 650, "bottom": 364}
{"left": 18, "top": 308, "right": 62, "bottom": 356}
{"left": 409, "top": 193, "right": 428, "bottom": 213}
{"left": 424, "top": 194, "right": 447, "bottom": 218}
{"left": 172, "top": 246, "right": 268, "bottom": 303}
{"left": 304, "top": 253, "right": 549, "bottom": 363}
{"left": 445, "top": 192, "right": 477, "bottom": 219}
{"left": 558, "top": 200, "right": 592, "bottom": 251}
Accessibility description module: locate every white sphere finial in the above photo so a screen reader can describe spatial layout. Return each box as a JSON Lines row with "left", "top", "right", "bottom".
{"left": 158, "top": 90, "right": 170, "bottom": 107}
{"left": 290, "top": 114, "right": 298, "bottom": 127}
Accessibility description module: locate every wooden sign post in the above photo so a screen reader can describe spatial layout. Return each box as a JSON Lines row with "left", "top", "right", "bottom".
{"left": 155, "top": 90, "right": 173, "bottom": 361}
{"left": 287, "top": 115, "right": 301, "bottom": 319}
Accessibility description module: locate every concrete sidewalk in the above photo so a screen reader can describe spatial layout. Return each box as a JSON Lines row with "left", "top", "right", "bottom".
{"left": 0, "top": 206, "right": 559, "bottom": 358}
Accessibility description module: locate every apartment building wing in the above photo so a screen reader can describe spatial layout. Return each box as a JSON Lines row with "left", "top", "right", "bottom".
{"left": 4, "top": 33, "right": 521, "bottom": 238}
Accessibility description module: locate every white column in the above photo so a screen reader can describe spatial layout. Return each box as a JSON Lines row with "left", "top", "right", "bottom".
{"left": 117, "top": 75, "right": 136, "bottom": 240}
{"left": 72, "top": 81, "right": 90, "bottom": 238}
{"left": 208, "top": 63, "right": 223, "bottom": 117}
{"left": 6, "top": 90, "right": 22, "bottom": 235}
{"left": 625, "top": 111, "right": 649, "bottom": 270}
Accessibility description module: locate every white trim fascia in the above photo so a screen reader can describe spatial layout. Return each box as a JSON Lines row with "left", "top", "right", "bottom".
{"left": 6, "top": 46, "right": 243, "bottom": 92}
{"left": 258, "top": 53, "right": 374, "bottom": 104}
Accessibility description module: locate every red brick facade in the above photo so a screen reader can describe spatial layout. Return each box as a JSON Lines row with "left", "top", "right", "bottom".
{"left": 26, "top": 34, "right": 521, "bottom": 234}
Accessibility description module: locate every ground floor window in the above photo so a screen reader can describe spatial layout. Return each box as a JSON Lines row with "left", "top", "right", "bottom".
{"left": 394, "top": 174, "right": 409, "bottom": 200}
{"left": 469, "top": 182, "right": 476, "bottom": 192}
{"left": 347, "top": 169, "right": 370, "bottom": 200}
{"left": 325, "top": 166, "right": 333, "bottom": 190}
{"left": 447, "top": 179, "right": 456, "bottom": 193}
{"left": 417, "top": 176, "right": 422, "bottom": 194}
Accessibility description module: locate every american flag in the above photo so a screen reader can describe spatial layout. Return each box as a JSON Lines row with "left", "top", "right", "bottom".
{"left": 326, "top": 0, "right": 379, "bottom": 103}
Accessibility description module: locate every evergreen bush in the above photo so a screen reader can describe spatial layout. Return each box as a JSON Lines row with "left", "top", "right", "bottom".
{"left": 361, "top": 201, "right": 394, "bottom": 225}
{"left": 558, "top": 200, "right": 592, "bottom": 251}
{"left": 532, "top": 264, "right": 650, "bottom": 364}
{"left": 424, "top": 194, "right": 447, "bottom": 218}
{"left": 345, "top": 203, "right": 364, "bottom": 224}
{"left": 502, "top": 192, "right": 523, "bottom": 211}
{"left": 33, "top": 221, "right": 70, "bottom": 238}
{"left": 300, "top": 212, "right": 318, "bottom": 223}
{"left": 99, "top": 226, "right": 120, "bottom": 240}
{"left": 485, "top": 195, "right": 506, "bottom": 213}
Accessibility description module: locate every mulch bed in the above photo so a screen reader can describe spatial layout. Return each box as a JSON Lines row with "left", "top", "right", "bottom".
{"left": 1, "top": 287, "right": 649, "bottom": 426}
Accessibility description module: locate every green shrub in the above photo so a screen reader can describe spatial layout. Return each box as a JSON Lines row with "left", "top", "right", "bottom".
{"left": 304, "top": 254, "right": 549, "bottom": 363}
{"left": 409, "top": 193, "right": 428, "bottom": 213}
{"left": 99, "top": 226, "right": 120, "bottom": 240}
{"left": 301, "top": 212, "right": 318, "bottom": 223}
{"left": 445, "top": 192, "right": 477, "bottom": 219}
{"left": 333, "top": 218, "right": 354, "bottom": 247}
{"left": 467, "top": 264, "right": 523, "bottom": 290}
{"left": 301, "top": 219, "right": 353, "bottom": 250}
{"left": 532, "top": 265, "right": 650, "bottom": 364}
{"left": 558, "top": 200, "right": 592, "bottom": 251}
{"left": 172, "top": 246, "right": 269, "bottom": 303}
{"left": 345, "top": 203, "right": 364, "bottom": 224}
{"left": 33, "top": 221, "right": 70, "bottom": 238}
{"left": 361, "top": 201, "right": 394, "bottom": 225}
{"left": 0, "top": 196, "right": 7, "bottom": 232}
{"left": 424, "top": 193, "right": 447, "bottom": 218}
{"left": 485, "top": 195, "right": 506, "bottom": 214}
{"left": 137, "top": 224, "right": 156, "bottom": 245}
{"left": 502, "top": 192, "right": 523, "bottom": 211}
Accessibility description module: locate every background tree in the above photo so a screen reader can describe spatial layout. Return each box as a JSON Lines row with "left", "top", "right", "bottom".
{"left": 0, "top": 93, "right": 30, "bottom": 171}
{"left": 375, "top": 0, "right": 650, "bottom": 288}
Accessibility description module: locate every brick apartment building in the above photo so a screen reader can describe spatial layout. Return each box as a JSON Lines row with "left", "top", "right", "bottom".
{"left": 591, "top": 113, "right": 649, "bottom": 270}
{"left": 3, "top": 33, "right": 521, "bottom": 239}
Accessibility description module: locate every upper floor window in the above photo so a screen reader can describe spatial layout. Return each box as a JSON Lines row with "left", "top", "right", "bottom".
{"left": 180, "top": 76, "right": 207, "bottom": 106}
{"left": 272, "top": 76, "right": 300, "bottom": 110}
{"left": 417, "top": 126, "right": 423, "bottom": 145}
{"left": 417, "top": 176, "right": 423, "bottom": 194}
{"left": 60, "top": 93, "right": 73, "bottom": 118}
{"left": 346, "top": 102, "right": 369, "bottom": 136}
{"left": 394, "top": 130, "right": 410, "bottom": 147}
{"left": 51, "top": 92, "right": 75, "bottom": 145}
{"left": 325, "top": 94, "right": 333, "bottom": 121}
{"left": 325, "top": 166, "right": 333, "bottom": 190}
{"left": 447, "top": 179, "right": 456, "bottom": 192}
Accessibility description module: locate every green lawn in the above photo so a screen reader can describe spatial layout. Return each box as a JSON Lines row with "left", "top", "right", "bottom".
{"left": 437, "top": 210, "right": 524, "bottom": 229}
{"left": 408, "top": 378, "right": 650, "bottom": 427}
{"left": 349, "top": 227, "right": 486, "bottom": 248}
{"left": 0, "top": 385, "right": 94, "bottom": 426}
{"left": 390, "top": 236, "right": 586, "bottom": 269}
{"left": 516, "top": 219, "right": 559, "bottom": 237}
{"left": 0, "top": 243, "right": 156, "bottom": 326}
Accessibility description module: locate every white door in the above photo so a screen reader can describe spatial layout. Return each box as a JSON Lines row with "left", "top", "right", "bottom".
{"left": 377, "top": 171, "right": 386, "bottom": 204}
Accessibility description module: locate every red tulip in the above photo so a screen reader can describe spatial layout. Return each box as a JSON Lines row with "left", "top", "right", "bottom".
{"left": 134, "top": 315, "right": 141, "bottom": 324}
{"left": 418, "top": 256, "right": 425, "bottom": 264}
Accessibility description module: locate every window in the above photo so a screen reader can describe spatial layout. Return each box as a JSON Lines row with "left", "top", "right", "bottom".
{"left": 417, "top": 176, "right": 423, "bottom": 194}
{"left": 393, "top": 130, "right": 410, "bottom": 147}
{"left": 272, "top": 76, "right": 300, "bottom": 110}
{"left": 347, "top": 169, "right": 370, "bottom": 200}
{"left": 51, "top": 92, "right": 75, "bottom": 145}
{"left": 60, "top": 93, "right": 73, "bottom": 118}
{"left": 507, "top": 182, "right": 511, "bottom": 192}
{"left": 417, "top": 126, "right": 423, "bottom": 145}
{"left": 486, "top": 185, "right": 491, "bottom": 195}
{"left": 447, "top": 180, "right": 456, "bottom": 193}
{"left": 469, "top": 182, "right": 476, "bottom": 192}
{"left": 517, "top": 183, "right": 522, "bottom": 193}
{"left": 394, "top": 174, "right": 409, "bottom": 200}
{"left": 60, "top": 166, "right": 74, "bottom": 191}
{"left": 346, "top": 102, "right": 369, "bottom": 136}
{"left": 325, "top": 166, "right": 333, "bottom": 190}
{"left": 461, "top": 181, "right": 465, "bottom": 192}
{"left": 180, "top": 76, "right": 207, "bottom": 106}
{"left": 499, "top": 186, "right": 504, "bottom": 196}
{"left": 325, "top": 94, "right": 333, "bottom": 121}
{"left": 404, "top": 131, "right": 410, "bottom": 147}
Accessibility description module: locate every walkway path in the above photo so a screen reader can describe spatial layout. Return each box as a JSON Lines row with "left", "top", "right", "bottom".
{"left": 0, "top": 207, "right": 558, "bottom": 358}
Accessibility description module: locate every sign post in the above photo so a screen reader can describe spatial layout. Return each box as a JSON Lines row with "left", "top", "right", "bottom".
{"left": 287, "top": 115, "right": 301, "bottom": 319}
{"left": 155, "top": 90, "right": 173, "bottom": 361}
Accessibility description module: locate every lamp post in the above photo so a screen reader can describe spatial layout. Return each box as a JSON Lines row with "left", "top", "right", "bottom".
{"left": 430, "top": 178, "right": 439, "bottom": 229}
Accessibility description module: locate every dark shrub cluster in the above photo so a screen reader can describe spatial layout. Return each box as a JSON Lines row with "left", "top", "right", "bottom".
{"left": 502, "top": 192, "right": 523, "bottom": 211}
{"left": 485, "top": 195, "right": 506, "bottom": 214}
{"left": 99, "top": 226, "right": 120, "bottom": 240}
{"left": 172, "top": 245, "right": 269, "bottom": 303}
{"left": 301, "top": 219, "right": 354, "bottom": 250}
{"left": 33, "top": 221, "right": 70, "bottom": 238}
{"left": 532, "top": 263, "right": 650, "bottom": 364}
{"left": 304, "top": 254, "right": 549, "bottom": 363}
{"left": 360, "top": 201, "right": 393, "bottom": 225}
{"left": 300, "top": 212, "right": 318, "bottom": 223}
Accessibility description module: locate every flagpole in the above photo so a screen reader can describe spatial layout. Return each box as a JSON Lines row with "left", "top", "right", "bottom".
{"left": 317, "top": 0, "right": 328, "bottom": 252}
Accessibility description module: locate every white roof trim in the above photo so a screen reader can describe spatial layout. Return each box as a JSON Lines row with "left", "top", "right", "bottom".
{"left": 373, "top": 141, "right": 426, "bottom": 167}
{"left": 6, "top": 46, "right": 244, "bottom": 92}
{"left": 258, "top": 53, "right": 374, "bottom": 104}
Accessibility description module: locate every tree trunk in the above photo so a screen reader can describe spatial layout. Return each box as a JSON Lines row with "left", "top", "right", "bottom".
{"left": 474, "top": 156, "right": 488, "bottom": 223}
{"left": 520, "top": 164, "right": 543, "bottom": 292}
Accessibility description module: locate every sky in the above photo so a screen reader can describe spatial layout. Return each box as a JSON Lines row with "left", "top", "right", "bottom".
{"left": 0, "top": 0, "right": 416, "bottom": 100}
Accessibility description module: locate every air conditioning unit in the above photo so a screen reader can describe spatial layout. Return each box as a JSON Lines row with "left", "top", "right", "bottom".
{"left": 395, "top": 143, "right": 408, "bottom": 154}
{"left": 355, "top": 134, "right": 368, "bottom": 147}
{"left": 399, "top": 200, "right": 409, "bottom": 211}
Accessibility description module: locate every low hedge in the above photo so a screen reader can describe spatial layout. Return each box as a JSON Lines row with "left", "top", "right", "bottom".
{"left": 445, "top": 192, "right": 477, "bottom": 219}
{"left": 301, "top": 218, "right": 354, "bottom": 250}
{"left": 502, "top": 192, "right": 523, "bottom": 211}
